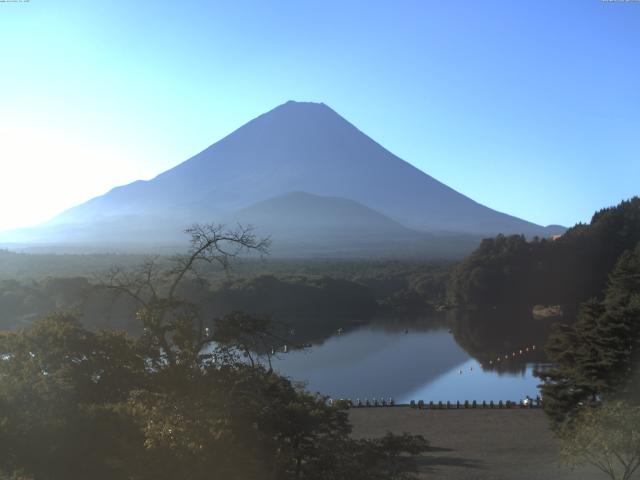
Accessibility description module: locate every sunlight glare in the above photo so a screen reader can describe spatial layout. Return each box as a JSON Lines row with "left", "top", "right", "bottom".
{"left": 0, "top": 123, "right": 146, "bottom": 233}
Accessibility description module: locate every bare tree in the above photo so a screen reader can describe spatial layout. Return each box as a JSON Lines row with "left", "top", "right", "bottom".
{"left": 102, "top": 223, "right": 270, "bottom": 367}
{"left": 559, "top": 400, "right": 640, "bottom": 480}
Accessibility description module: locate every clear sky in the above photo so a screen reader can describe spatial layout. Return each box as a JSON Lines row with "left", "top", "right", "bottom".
{"left": 1, "top": 0, "right": 638, "bottom": 232}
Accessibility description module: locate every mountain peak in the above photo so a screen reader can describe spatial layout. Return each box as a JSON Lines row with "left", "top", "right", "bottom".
{"left": 282, "top": 99, "right": 328, "bottom": 108}
{"left": 266, "top": 100, "right": 335, "bottom": 120}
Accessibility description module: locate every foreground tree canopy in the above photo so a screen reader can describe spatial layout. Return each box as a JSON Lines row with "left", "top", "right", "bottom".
{"left": 0, "top": 224, "right": 428, "bottom": 480}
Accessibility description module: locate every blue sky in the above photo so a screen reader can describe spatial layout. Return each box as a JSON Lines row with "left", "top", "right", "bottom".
{"left": 1, "top": 0, "right": 638, "bottom": 231}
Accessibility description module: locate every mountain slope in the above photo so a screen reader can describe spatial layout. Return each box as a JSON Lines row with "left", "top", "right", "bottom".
{"left": 2, "top": 100, "right": 564, "bottom": 254}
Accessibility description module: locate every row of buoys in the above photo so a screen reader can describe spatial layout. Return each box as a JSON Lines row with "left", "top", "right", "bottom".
{"left": 453, "top": 344, "right": 538, "bottom": 375}
{"left": 486, "top": 345, "right": 536, "bottom": 367}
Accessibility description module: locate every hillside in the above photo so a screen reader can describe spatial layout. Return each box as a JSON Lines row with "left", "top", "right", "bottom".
{"left": 448, "top": 197, "right": 640, "bottom": 309}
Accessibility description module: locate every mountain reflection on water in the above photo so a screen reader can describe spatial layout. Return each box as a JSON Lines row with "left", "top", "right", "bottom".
{"left": 272, "top": 313, "right": 550, "bottom": 403}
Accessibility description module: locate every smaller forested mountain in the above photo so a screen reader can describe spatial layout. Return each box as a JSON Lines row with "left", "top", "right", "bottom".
{"left": 229, "top": 192, "right": 481, "bottom": 259}
{"left": 447, "top": 197, "right": 640, "bottom": 310}
{"left": 233, "top": 192, "right": 410, "bottom": 237}
{"left": 538, "top": 242, "right": 640, "bottom": 427}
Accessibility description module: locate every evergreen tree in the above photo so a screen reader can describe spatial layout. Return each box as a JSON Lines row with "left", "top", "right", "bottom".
{"left": 538, "top": 242, "right": 640, "bottom": 427}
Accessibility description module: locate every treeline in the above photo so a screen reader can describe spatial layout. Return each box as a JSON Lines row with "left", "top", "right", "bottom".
{"left": 0, "top": 275, "right": 375, "bottom": 336}
{"left": 448, "top": 197, "right": 640, "bottom": 311}
{"left": 0, "top": 250, "right": 451, "bottom": 286}
{"left": 208, "top": 275, "right": 376, "bottom": 320}
{"left": 0, "top": 267, "right": 451, "bottom": 342}
{"left": 0, "top": 277, "right": 138, "bottom": 333}
{"left": 0, "top": 250, "right": 150, "bottom": 280}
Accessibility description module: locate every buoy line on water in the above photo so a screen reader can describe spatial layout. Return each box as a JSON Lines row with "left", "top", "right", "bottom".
{"left": 482, "top": 344, "right": 537, "bottom": 369}
{"left": 450, "top": 344, "right": 538, "bottom": 373}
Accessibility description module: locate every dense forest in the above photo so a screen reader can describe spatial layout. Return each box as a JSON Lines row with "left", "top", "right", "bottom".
{"left": 448, "top": 197, "right": 640, "bottom": 312}
{"left": 0, "top": 258, "right": 451, "bottom": 342}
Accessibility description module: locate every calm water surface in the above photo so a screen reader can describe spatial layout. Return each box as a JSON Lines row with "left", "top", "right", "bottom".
{"left": 272, "top": 322, "right": 544, "bottom": 404}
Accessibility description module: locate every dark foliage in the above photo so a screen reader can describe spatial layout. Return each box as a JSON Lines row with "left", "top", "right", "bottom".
{"left": 0, "top": 265, "right": 453, "bottom": 346}
{"left": 537, "top": 241, "right": 640, "bottom": 427}
{"left": 448, "top": 197, "right": 640, "bottom": 310}
{"left": 0, "top": 313, "right": 429, "bottom": 480}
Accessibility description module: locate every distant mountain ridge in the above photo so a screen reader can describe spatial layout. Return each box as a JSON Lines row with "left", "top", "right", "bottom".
{"left": 228, "top": 191, "right": 484, "bottom": 258}
{"left": 233, "top": 191, "right": 410, "bottom": 237}
{"left": 1, "top": 100, "right": 564, "bottom": 256}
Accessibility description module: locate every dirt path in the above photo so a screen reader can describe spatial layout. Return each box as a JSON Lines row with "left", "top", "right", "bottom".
{"left": 349, "top": 408, "right": 604, "bottom": 480}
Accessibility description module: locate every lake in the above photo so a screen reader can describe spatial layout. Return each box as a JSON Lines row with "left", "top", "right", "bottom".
{"left": 272, "top": 320, "right": 546, "bottom": 404}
